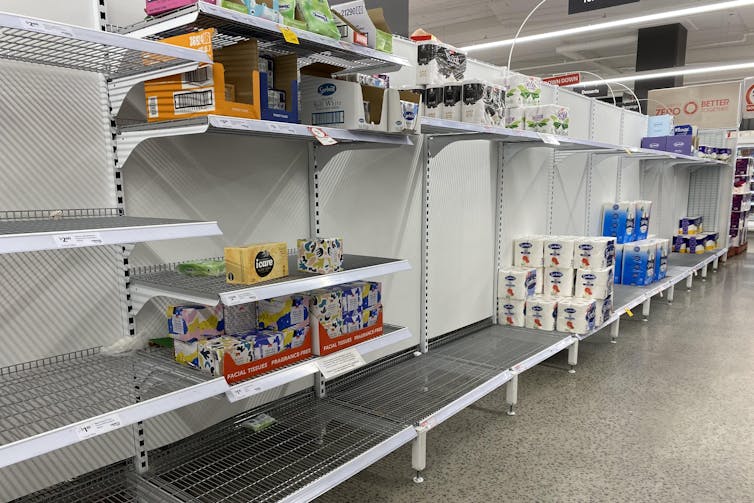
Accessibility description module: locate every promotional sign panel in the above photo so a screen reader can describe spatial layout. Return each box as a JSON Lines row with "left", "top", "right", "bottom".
{"left": 543, "top": 73, "right": 581, "bottom": 87}
{"left": 648, "top": 82, "right": 742, "bottom": 129}
{"left": 569, "top": 0, "right": 639, "bottom": 15}
{"left": 742, "top": 77, "right": 754, "bottom": 119}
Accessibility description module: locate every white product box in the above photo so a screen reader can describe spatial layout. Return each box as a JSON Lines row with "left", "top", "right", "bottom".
{"left": 544, "top": 236, "right": 576, "bottom": 268}
{"left": 513, "top": 236, "right": 545, "bottom": 267}
{"left": 556, "top": 298, "right": 596, "bottom": 334}
{"left": 443, "top": 83, "right": 463, "bottom": 121}
{"left": 498, "top": 298, "right": 526, "bottom": 327}
{"left": 330, "top": 1, "right": 387, "bottom": 51}
{"left": 414, "top": 40, "right": 467, "bottom": 85}
{"left": 498, "top": 267, "right": 537, "bottom": 300}
{"left": 575, "top": 267, "right": 614, "bottom": 300}
{"left": 535, "top": 267, "right": 544, "bottom": 294}
{"left": 574, "top": 237, "right": 616, "bottom": 270}
{"left": 506, "top": 74, "right": 542, "bottom": 107}
{"left": 424, "top": 86, "right": 444, "bottom": 119}
{"left": 544, "top": 267, "right": 575, "bottom": 297}
{"left": 504, "top": 106, "right": 526, "bottom": 130}
{"left": 525, "top": 295, "right": 558, "bottom": 331}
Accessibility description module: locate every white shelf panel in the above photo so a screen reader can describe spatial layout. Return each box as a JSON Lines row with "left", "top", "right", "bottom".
{"left": 0, "top": 10, "right": 210, "bottom": 80}
{"left": 123, "top": 2, "right": 409, "bottom": 74}
{"left": 0, "top": 216, "right": 221, "bottom": 254}
{"left": 131, "top": 254, "right": 411, "bottom": 308}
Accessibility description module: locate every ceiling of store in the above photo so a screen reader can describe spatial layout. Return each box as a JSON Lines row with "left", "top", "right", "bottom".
{"left": 409, "top": 0, "right": 754, "bottom": 86}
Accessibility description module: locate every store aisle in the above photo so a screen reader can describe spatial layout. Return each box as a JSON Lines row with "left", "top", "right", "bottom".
{"left": 317, "top": 254, "right": 754, "bottom": 503}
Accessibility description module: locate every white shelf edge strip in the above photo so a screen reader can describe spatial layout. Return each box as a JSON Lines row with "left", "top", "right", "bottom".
{"left": 220, "top": 260, "right": 412, "bottom": 306}
{"left": 418, "top": 369, "right": 513, "bottom": 431}
{"left": 278, "top": 427, "right": 417, "bottom": 503}
{"left": 511, "top": 336, "right": 576, "bottom": 375}
{"left": 0, "top": 376, "right": 229, "bottom": 469}
{"left": 0, "top": 221, "right": 221, "bottom": 254}
{"left": 355, "top": 327, "right": 413, "bottom": 362}
{"left": 132, "top": 283, "right": 221, "bottom": 312}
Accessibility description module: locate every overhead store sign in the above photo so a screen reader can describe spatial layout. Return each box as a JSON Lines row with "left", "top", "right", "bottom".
{"left": 568, "top": 0, "right": 639, "bottom": 15}
{"left": 648, "top": 82, "right": 742, "bottom": 129}
{"left": 543, "top": 73, "right": 581, "bottom": 87}
{"left": 742, "top": 77, "right": 754, "bottom": 119}
{"left": 572, "top": 83, "right": 610, "bottom": 99}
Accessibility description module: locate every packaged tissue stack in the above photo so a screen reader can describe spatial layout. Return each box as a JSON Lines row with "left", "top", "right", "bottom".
{"left": 514, "top": 236, "right": 545, "bottom": 267}
{"left": 635, "top": 201, "right": 653, "bottom": 240}
{"left": 594, "top": 296, "right": 613, "bottom": 325}
{"left": 621, "top": 241, "right": 657, "bottom": 286}
{"left": 574, "top": 237, "right": 616, "bottom": 270}
{"left": 602, "top": 202, "right": 636, "bottom": 244}
{"left": 614, "top": 244, "right": 624, "bottom": 284}
{"left": 504, "top": 107, "right": 526, "bottom": 130}
{"left": 167, "top": 305, "right": 225, "bottom": 342}
{"left": 544, "top": 236, "right": 576, "bottom": 268}
{"left": 498, "top": 267, "right": 537, "bottom": 300}
{"left": 556, "top": 298, "right": 596, "bottom": 334}
{"left": 416, "top": 41, "right": 467, "bottom": 86}
{"left": 297, "top": 237, "right": 343, "bottom": 274}
{"left": 544, "top": 268, "right": 575, "bottom": 297}
{"left": 258, "top": 295, "right": 310, "bottom": 331}
{"left": 575, "top": 267, "right": 614, "bottom": 300}
{"left": 525, "top": 105, "right": 569, "bottom": 135}
{"left": 462, "top": 81, "right": 504, "bottom": 126}
{"left": 525, "top": 295, "right": 558, "bottom": 331}
{"left": 678, "top": 216, "right": 703, "bottom": 235}
{"left": 424, "top": 86, "right": 444, "bottom": 119}
{"left": 498, "top": 299, "right": 526, "bottom": 327}
{"left": 506, "top": 75, "right": 541, "bottom": 108}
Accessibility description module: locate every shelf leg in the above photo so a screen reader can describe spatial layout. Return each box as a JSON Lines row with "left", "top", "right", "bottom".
{"left": 702, "top": 263, "right": 708, "bottom": 281}
{"left": 412, "top": 429, "right": 427, "bottom": 483}
{"left": 506, "top": 374, "right": 518, "bottom": 416}
{"left": 667, "top": 284, "right": 675, "bottom": 304}
{"left": 642, "top": 298, "right": 651, "bottom": 321}
{"left": 610, "top": 318, "right": 620, "bottom": 344}
{"left": 686, "top": 274, "right": 693, "bottom": 291}
{"left": 713, "top": 257, "right": 719, "bottom": 271}
{"left": 567, "top": 340, "right": 578, "bottom": 373}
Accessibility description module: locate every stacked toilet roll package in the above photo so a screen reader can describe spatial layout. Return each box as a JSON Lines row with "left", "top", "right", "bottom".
{"left": 499, "top": 236, "right": 616, "bottom": 335}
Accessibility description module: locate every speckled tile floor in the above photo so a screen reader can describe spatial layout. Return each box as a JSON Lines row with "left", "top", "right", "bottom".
{"left": 316, "top": 254, "right": 754, "bottom": 502}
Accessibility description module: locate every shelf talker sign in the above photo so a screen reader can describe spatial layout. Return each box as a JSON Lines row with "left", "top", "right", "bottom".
{"left": 743, "top": 77, "right": 754, "bottom": 120}
{"left": 648, "top": 81, "right": 742, "bottom": 129}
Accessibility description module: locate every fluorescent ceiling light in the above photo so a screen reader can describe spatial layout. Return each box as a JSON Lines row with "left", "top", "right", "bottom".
{"left": 568, "top": 62, "right": 754, "bottom": 85}
{"left": 462, "top": 0, "right": 754, "bottom": 52}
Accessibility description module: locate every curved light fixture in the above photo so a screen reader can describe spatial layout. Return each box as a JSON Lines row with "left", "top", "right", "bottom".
{"left": 462, "top": 0, "right": 754, "bottom": 53}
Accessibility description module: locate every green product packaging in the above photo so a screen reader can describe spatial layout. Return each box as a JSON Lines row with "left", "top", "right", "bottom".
{"left": 240, "top": 413, "right": 277, "bottom": 432}
{"left": 300, "top": 0, "right": 340, "bottom": 39}
{"left": 177, "top": 259, "right": 226, "bottom": 277}
{"left": 375, "top": 29, "right": 392, "bottom": 53}
{"left": 220, "top": 0, "right": 251, "bottom": 13}
{"left": 279, "top": 0, "right": 296, "bottom": 19}
{"left": 283, "top": 16, "right": 308, "bottom": 29}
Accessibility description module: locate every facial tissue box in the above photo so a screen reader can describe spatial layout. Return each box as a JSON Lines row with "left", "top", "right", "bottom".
{"left": 621, "top": 241, "right": 657, "bottom": 286}
{"left": 258, "top": 294, "right": 309, "bottom": 331}
{"left": 343, "top": 309, "right": 364, "bottom": 334}
{"left": 679, "top": 216, "right": 703, "bottom": 235}
{"left": 504, "top": 107, "right": 526, "bottom": 130}
{"left": 641, "top": 136, "right": 667, "bottom": 151}
{"left": 513, "top": 236, "right": 545, "bottom": 267}
{"left": 602, "top": 202, "right": 636, "bottom": 244}
{"left": 498, "top": 298, "right": 526, "bottom": 327}
{"left": 338, "top": 284, "right": 363, "bottom": 314}
{"left": 225, "top": 242, "right": 289, "bottom": 285}
{"left": 297, "top": 237, "right": 343, "bottom": 274}
{"left": 544, "top": 267, "right": 575, "bottom": 297}
{"left": 654, "top": 238, "right": 669, "bottom": 280}
{"left": 666, "top": 136, "right": 693, "bottom": 156}
{"left": 362, "top": 304, "right": 382, "bottom": 329}
{"left": 574, "top": 237, "right": 616, "bottom": 270}
{"left": 310, "top": 288, "right": 342, "bottom": 319}
{"left": 199, "top": 335, "right": 255, "bottom": 377}
{"left": 594, "top": 295, "right": 613, "bottom": 326}
{"left": 525, "top": 295, "right": 558, "bottom": 331}
{"left": 167, "top": 304, "right": 225, "bottom": 342}
{"left": 544, "top": 236, "right": 576, "bottom": 268}
{"left": 506, "top": 75, "right": 541, "bottom": 108}
{"left": 614, "top": 244, "right": 623, "bottom": 284}
{"left": 353, "top": 281, "right": 381, "bottom": 309}
{"left": 175, "top": 336, "right": 218, "bottom": 368}
{"left": 556, "top": 298, "right": 596, "bottom": 335}
{"left": 498, "top": 267, "right": 537, "bottom": 300}
{"left": 635, "top": 200, "right": 653, "bottom": 240}
{"left": 646, "top": 114, "right": 674, "bottom": 137}
{"left": 575, "top": 267, "right": 614, "bottom": 300}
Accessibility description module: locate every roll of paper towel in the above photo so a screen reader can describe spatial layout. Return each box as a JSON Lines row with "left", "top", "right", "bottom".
{"left": 525, "top": 295, "right": 558, "bottom": 331}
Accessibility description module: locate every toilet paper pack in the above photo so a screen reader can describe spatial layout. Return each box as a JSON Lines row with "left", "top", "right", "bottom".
{"left": 635, "top": 201, "right": 653, "bottom": 240}
{"left": 544, "top": 267, "right": 575, "bottom": 297}
{"left": 556, "top": 298, "right": 596, "bottom": 335}
{"left": 654, "top": 238, "right": 670, "bottom": 281}
{"left": 525, "top": 295, "right": 558, "bottom": 331}
{"left": 535, "top": 267, "right": 544, "bottom": 294}
{"left": 614, "top": 244, "right": 624, "bottom": 284}
{"left": 504, "top": 107, "right": 526, "bottom": 130}
{"left": 574, "top": 237, "right": 616, "bottom": 270}
{"left": 424, "top": 86, "right": 444, "bottom": 119}
{"left": 679, "top": 216, "right": 704, "bottom": 235}
{"left": 602, "top": 202, "right": 636, "bottom": 244}
{"left": 575, "top": 267, "right": 614, "bottom": 300}
{"left": 498, "top": 298, "right": 526, "bottom": 327}
{"left": 544, "top": 236, "right": 576, "bottom": 268}
{"left": 498, "top": 267, "right": 537, "bottom": 300}
{"left": 506, "top": 75, "right": 542, "bottom": 108}
{"left": 525, "top": 105, "right": 569, "bottom": 135}
{"left": 594, "top": 295, "right": 613, "bottom": 326}
{"left": 621, "top": 241, "right": 657, "bottom": 286}
{"left": 443, "top": 83, "right": 463, "bottom": 121}
{"left": 513, "top": 236, "right": 545, "bottom": 267}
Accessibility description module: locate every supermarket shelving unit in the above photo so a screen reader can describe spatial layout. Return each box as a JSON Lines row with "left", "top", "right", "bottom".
{"left": 0, "top": 4, "right": 737, "bottom": 502}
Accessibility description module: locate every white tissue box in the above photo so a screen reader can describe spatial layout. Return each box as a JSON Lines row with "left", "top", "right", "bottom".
{"left": 575, "top": 267, "right": 614, "bottom": 300}
{"left": 544, "top": 236, "right": 576, "bottom": 268}
{"left": 544, "top": 267, "right": 575, "bottom": 297}
{"left": 498, "top": 267, "right": 537, "bottom": 300}
{"left": 513, "top": 236, "right": 545, "bottom": 268}
{"left": 556, "top": 298, "right": 596, "bottom": 334}
{"left": 525, "top": 295, "right": 558, "bottom": 331}
{"left": 498, "top": 298, "right": 526, "bottom": 327}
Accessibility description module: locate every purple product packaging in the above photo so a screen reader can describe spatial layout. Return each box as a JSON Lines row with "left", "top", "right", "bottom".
{"left": 641, "top": 136, "right": 667, "bottom": 151}
{"left": 666, "top": 136, "right": 693, "bottom": 156}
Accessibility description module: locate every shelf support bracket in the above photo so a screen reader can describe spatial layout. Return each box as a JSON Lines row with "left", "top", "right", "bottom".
{"left": 610, "top": 318, "right": 620, "bottom": 344}
{"left": 642, "top": 298, "right": 651, "bottom": 321}
{"left": 411, "top": 428, "right": 428, "bottom": 483}
{"left": 568, "top": 340, "right": 578, "bottom": 373}
{"left": 505, "top": 374, "right": 518, "bottom": 416}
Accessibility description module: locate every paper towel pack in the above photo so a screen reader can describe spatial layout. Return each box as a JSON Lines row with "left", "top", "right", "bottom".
{"left": 602, "top": 202, "right": 636, "bottom": 244}
{"left": 614, "top": 244, "right": 624, "bottom": 284}
{"left": 635, "top": 201, "right": 653, "bottom": 240}
{"left": 621, "top": 241, "right": 657, "bottom": 286}
{"left": 574, "top": 237, "right": 616, "bottom": 270}
{"left": 556, "top": 298, "right": 596, "bottom": 334}
{"left": 575, "top": 267, "right": 614, "bottom": 300}
{"left": 544, "top": 236, "right": 576, "bottom": 268}
{"left": 513, "top": 236, "right": 545, "bottom": 267}
{"left": 498, "top": 267, "right": 536, "bottom": 300}
{"left": 498, "top": 299, "right": 526, "bottom": 327}
{"left": 654, "top": 238, "right": 670, "bottom": 281}
{"left": 525, "top": 295, "right": 558, "bottom": 331}
{"left": 544, "top": 267, "right": 575, "bottom": 297}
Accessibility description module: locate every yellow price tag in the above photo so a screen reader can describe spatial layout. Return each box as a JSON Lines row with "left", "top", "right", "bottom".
{"left": 624, "top": 148, "right": 633, "bottom": 156}
{"left": 279, "top": 25, "right": 300, "bottom": 45}
{"left": 625, "top": 308, "right": 634, "bottom": 318}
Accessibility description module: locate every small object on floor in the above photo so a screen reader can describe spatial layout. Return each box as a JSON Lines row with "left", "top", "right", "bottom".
{"left": 240, "top": 413, "right": 277, "bottom": 432}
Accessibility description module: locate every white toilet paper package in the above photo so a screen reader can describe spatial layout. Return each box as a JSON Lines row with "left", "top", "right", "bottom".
{"left": 575, "top": 267, "right": 614, "bottom": 300}
{"left": 574, "top": 237, "right": 616, "bottom": 270}
{"left": 498, "top": 267, "right": 536, "bottom": 300}
{"left": 525, "top": 295, "right": 558, "bottom": 331}
{"left": 544, "top": 267, "right": 575, "bottom": 297}
{"left": 602, "top": 202, "right": 636, "bottom": 244}
{"left": 498, "top": 299, "right": 526, "bottom": 327}
{"left": 513, "top": 236, "right": 545, "bottom": 267}
{"left": 556, "top": 298, "right": 596, "bottom": 334}
{"left": 544, "top": 236, "right": 576, "bottom": 268}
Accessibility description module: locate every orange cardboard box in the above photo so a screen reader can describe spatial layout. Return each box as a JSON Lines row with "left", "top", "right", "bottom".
{"left": 222, "top": 328, "right": 313, "bottom": 385}
{"left": 312, "top": 311, "right": 384, "bottom": 356}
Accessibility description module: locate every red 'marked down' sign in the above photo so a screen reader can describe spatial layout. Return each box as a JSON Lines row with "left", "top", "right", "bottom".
{"left": 543, "top": 73, "right": 582, "bottom": 87}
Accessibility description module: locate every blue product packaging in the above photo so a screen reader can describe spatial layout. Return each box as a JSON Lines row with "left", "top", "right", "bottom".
{"left": 647, "top": 115, "right": 674, "bottom": 137}
{"left": 674, "top": 124, "right": 695, "bottom": 136}
{"left": 258, "top": 295, "right": 310, "bottom": 331}
{"left": 654, "top": 239, "right": 669, "bottom": 281}
{"left": 614, "top": 244, "right": 623, "bottom": 285}
{"left": 621, "top": 241, "right": 656, "bottom": 286}
{"left": 635, "top": 200, "right": 652, "bottom": 240}
{"left": 641, "top": 136, "right": 667, "bottom": 151}
{"left": 602, "top": 202, "right": 636, "bottom": 244}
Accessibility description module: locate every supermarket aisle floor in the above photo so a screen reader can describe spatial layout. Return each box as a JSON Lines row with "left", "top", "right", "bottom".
{"left": 316, "top": 254, "right": 754, "bottom": 503}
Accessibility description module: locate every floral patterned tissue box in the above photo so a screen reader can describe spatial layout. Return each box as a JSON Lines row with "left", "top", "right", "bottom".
{"left": 297, "top": 238, "right": 344, "bottom": 274}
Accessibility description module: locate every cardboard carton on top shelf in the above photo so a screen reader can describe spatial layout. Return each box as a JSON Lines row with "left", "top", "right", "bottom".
{"left": 333, "top": 10, "right": 368, "bottom": 46}
{"left": 331, "top": 1, "right": 393, "bottom": 52}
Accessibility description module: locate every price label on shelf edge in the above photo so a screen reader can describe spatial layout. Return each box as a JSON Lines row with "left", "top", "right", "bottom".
{"left": 75, "top": 414, "right": 122, "bottom": 440}
{"left": 308, "top": 126, "right": 338, "bottom": 146}
{"left": 54, "top": 232, "right": 104, "bottom": 249}
{"left": 538, "top": 133, "right": 561, "bottom": 146}
{"left": 278, "top": 25, "right": 300, "bottom": 45}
